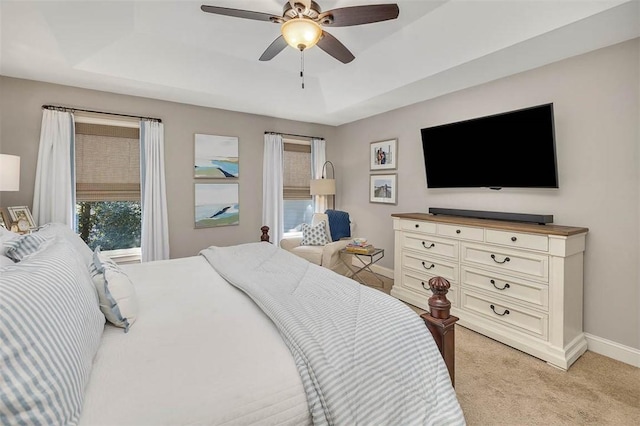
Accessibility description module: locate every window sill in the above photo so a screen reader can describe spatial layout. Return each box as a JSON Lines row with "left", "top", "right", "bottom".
{"left": 102, "top": 247, "right": 141, "bottom": 265}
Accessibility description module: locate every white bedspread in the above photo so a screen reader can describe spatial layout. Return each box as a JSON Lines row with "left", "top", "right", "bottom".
{"left": 79, "top": 256, "right": 311, "bottom": 426}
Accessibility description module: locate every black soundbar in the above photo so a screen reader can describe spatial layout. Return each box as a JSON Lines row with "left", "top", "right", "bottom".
{"left": 428, "top": 208, "right": 553, "bottom": 225}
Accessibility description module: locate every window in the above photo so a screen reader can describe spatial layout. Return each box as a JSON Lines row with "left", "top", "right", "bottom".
{"left": 283, "top": 141, "right": 313, "bottom": 236}
{"left": 74, "top": 119, "right": 141, "bottom": 260}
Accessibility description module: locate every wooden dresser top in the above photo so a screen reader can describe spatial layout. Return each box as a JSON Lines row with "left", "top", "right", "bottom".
{"left": 391, "top": 213, "right": 589, "bottom": 237}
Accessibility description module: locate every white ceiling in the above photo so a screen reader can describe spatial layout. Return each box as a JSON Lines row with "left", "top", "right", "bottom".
{"left": 1, "top": 0, "right": 638, "bottom": 126}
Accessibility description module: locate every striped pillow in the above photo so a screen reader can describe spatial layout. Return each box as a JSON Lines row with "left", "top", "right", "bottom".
{"left": 0, "top": 238, "right": 105, "bottom": 424}
{"left": 90, "top": 247, "right": 138, "bottom": 332}
{"left": 3, "top": 233, "right": 50, "bottom": 262}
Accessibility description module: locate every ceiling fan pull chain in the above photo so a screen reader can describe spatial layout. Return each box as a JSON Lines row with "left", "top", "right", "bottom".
{"left": 300, "top": 49, "right": 305, "bottom": 89}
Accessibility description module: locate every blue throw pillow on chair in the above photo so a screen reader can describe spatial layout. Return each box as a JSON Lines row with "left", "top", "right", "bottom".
{"left": 325, "top": 210, "right": 351, "bottom": 241}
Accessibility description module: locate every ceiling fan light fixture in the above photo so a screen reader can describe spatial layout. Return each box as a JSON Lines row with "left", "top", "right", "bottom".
{"left": 281, "top": 18, "right": 322, "bottom": 50}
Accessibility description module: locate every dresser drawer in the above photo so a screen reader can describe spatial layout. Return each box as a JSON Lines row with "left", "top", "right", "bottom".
{"left": 461, "top": 243, "right": 549, "bottom": 282}
{"left": 403, "top": 252, "right": 458, "bottom": 282}
{"left": 486, "top": 229, "right": 548, "bottom": 252}
{"left": 402, "top": 233, "right": 458, "bottom": 260}
{"left": 461, "top": 267, "right": 548, "bottom": 310}
{"left": 460, "top": 289, "right": 548, "bottom": 340}
{"left": 402, "top": 271, "right": 459, "bottom": 308}
{"left": 437, "top": 223, "right": 484, "bottom": 242}
{"left": 400, "top": 220, "right": 436, "bottom": 234}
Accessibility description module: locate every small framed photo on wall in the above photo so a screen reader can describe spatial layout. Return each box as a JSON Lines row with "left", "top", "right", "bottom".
{"left": 370, "top": 139, "right": 397, "bottom": 170}
{"left": 370, "top": 174, "right": 397, "bottom": 205}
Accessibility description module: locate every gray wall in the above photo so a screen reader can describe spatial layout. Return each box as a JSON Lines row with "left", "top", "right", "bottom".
{"left": 1, "top": 38, "right": 637, "bottom": 350}
{"left": 332, "top": 38, "right": 639, "bottom": 350}
{"left": 0, "top": 77, "right": 336, "bottom": 258}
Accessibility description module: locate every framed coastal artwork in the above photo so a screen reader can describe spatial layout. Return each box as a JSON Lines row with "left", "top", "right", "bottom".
{"left": 370, "top": 139, "right": 397, "bottom": 171}
{"left": 370, "top": 174, "right": 397, "bottom": 205}
{"left": 195, "top": 183, "right": 239, "bottom": 228}
{"left": 194, "top": 134, "right": 239, "bottom": 178}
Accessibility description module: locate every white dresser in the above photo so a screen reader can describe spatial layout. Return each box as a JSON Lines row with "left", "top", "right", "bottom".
{"left": 391, "top": 213, "right": 589, "bottom": 370}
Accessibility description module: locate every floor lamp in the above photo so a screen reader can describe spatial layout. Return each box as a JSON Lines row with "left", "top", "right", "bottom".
{"left": 310, "top": 160, "right": 336, "bottom": 210}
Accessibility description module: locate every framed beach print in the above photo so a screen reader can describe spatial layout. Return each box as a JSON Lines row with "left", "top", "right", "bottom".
{"left": 370, "top": 174, "right": 397, "bottom": 205}
{"left": 194, "top": 134, "right": 239, "bottom": 178}
{"left": 7, "top": 206, "right": 36, "bottom": 230}
{"left": 195, "top": 183, "right": 239, "bottom": 228}
{"left": 370, "top": 139, "right": 397, "bottom": 170}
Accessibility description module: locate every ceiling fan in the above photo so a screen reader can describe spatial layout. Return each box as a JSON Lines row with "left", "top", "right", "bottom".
{"left": 200, "top": 1, "right": 400, "bottom": 64}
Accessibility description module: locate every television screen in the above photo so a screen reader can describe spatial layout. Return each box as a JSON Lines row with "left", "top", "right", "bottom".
{"left": 421, "top": 103, "right": 558, "bottom": 189}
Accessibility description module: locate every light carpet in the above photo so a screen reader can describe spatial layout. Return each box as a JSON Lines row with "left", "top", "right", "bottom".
{"left": 355, "top": 271, "right": 640, "bottom": 425}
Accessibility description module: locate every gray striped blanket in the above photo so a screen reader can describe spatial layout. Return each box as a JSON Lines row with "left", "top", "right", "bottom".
{"left": 201, "top": 243, "right": 465, "bottom": 426}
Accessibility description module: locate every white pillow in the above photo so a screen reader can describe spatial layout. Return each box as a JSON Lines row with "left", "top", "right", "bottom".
{"left": 90, "top": 247, "right": 138, "bottom": 332}
{"left": 35, "top": 223, "right": 93, "bottom": 268}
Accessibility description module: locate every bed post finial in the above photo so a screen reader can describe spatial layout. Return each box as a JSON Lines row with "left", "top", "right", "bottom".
{"left": 420, "top": 276, "right": 458, "bottom": 386}
{"left": 427, "top": 276, "right": 452, "bottom": 319}
{"left": 260, "top": 226, "right": 270, "bottom": 243}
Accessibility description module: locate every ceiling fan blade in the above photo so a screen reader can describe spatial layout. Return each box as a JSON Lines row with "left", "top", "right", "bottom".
{"left": 200, "top": 5, "right": 280, "bottom": 23}
{"left": 319, "top": 4, "right": 399, "bottom": 27}
{"left": 317, "top": 31, "right": 355, "bottom": 64}
{"left": 259, "top": 35, "right": 288, "bottom": 61}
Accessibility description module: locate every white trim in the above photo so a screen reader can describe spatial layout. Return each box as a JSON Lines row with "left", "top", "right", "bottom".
{"left": 102, "top": 247, "right": 141, "bottom": 265}
{"left": 585, "top": 333, "right": 640, "bottom": 367}
{"left": 351, "top": 257, "right": 394, "bottom": 279}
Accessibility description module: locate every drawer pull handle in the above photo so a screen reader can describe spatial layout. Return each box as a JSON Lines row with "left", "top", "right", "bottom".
{"left": 415, "top": 224, "right": 419, "bottom": 228}
{"left": 456, "top": 229, "right": 461, "bottom": 234}
{"left": 421, "top": 281, "right": 428, "bottom": 290}
{"left": 490, "top": 305, "right": 510, "bottom": 316}
{"left": 422, "top": 242, "right": 435, "bottom": 249}
{"left": 490, "top": 279, "right": 510, "bottom": 290}
{"left": 511, "top": 236, "right": 517, "bottom": 242}
{"left": 421, "top": 262, "right": 435, "bottom": 270}
{"left": 491, "top": 254, "right": 510, "bottom": 264}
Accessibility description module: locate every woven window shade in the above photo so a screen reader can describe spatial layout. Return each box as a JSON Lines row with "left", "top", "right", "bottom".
{"left": 75, "top": 124, "right": 141, "bottom": 202}
{"left": 283, "top": 143, "right": 311, "bottom": 200}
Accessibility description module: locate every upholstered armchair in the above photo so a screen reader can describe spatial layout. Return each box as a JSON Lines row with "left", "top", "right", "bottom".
{"left": 280, "top": 212, "right": 354, "bottom": 275}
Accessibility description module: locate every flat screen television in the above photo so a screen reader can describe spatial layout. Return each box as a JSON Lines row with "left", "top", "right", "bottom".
{"left": 420, "top": 103, "right": 558, "bottom": 189}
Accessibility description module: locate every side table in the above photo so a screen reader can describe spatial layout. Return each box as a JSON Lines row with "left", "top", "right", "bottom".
{"left": 339, "top": 248, "right": 385, "bottom": 286}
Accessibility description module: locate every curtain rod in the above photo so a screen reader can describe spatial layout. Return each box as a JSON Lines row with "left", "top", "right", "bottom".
{"left": 42, "top": 105, "right": 162, "bottom": 123}
{"left": 265, "top": 131, "right": 323, "bottom": 140}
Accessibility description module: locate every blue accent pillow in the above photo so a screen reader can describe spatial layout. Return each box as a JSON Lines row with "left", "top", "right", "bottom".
{"left": 325, "top": 209, "right": 351, "bottom": 241}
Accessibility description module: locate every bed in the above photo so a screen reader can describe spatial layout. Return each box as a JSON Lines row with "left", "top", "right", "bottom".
{"left": 0, "top": 224, "right": 465, "bottom": 425}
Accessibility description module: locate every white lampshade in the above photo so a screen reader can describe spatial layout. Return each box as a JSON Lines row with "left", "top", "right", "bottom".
{"left": 281, "top": 18, "right": 323, "bottom": 50}
{"left": 310, "top": 178, "right": 336, "bottom": 196}
{"left": 0, "top": 154, "right": 20, "bottom": 191}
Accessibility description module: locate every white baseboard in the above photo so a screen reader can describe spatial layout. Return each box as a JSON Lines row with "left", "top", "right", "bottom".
{"left": 585, "top": 333, "right": 640, "bottom": 368}
{"left": 350, "top": 257, "right": 394, "bottom": 279}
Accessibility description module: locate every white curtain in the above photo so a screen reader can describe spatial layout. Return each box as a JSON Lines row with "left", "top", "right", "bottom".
{"left": 140, "top": 120, "right": 169, "bottom": 262}
{"left": 32, "top": 109, "right": 76, "bottom": 228}
{"left": 262, "top": 133, "right": 284, "bottom": 246}
{"left": 311, "top": 138, "right": 329, "bottom": 213}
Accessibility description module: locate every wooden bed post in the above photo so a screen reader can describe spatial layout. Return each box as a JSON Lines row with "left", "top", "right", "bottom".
{"left": 420, "top": 276, "right": 458, "bottom": 387}
{"left": 260, "top": 226, "right": 270, "bottom": 243}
